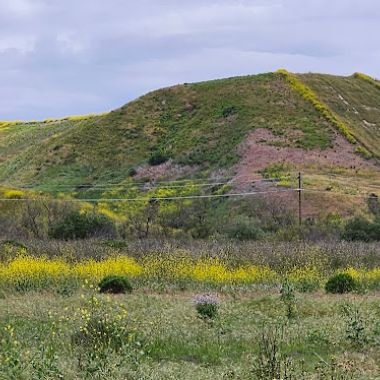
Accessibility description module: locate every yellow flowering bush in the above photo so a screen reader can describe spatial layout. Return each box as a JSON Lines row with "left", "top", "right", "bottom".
{"left": 139, "top": 255, "right": 277, "bottom": 285}
{"left": 0, "top": 256, "right": 70, "bottom": 291}
{"left": 0, "top": 254, "right": 380, "bottom": 292}
{"left": 0, "top": 256, "right": 141, "bottom": 291}
{"left": 0, "top": 255, "right": 278, "bottom": 290}
{"left": 341, "top": 267, "right": 380, "bottom": 290}
{"left": 191, "top": 259, "right": 276, "bottom": 284}
{"left": 287, "top": 266, "right": 323, "bottom": 292}
{"left": 3, "top": 190, "right": 24, "bottom": 199}
{"left": 74, "top": 256, "right": 142, "bottom": 281}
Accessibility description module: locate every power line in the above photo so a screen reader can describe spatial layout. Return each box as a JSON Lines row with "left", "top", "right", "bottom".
{"left": 2, "top": 172, "right": 296, "bottom": 189}
{"left": 3, "top": 177, "right": 283, "bottom": 192}
{"left": 20, "top": 176, "right": 271, "bottom": 188}
{"left": 2, "top": 174, "right": 378, "bottom": 203}
{"left": 3, "top": 175, "right": 236, "bottom": 188}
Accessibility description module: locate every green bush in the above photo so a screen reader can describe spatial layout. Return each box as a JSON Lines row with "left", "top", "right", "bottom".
{"left": 127, "top": 167, "right": 137, "bottom": 177}
{"left": 98, "top": 275, "right": 133, "bottom": 294}
{"left": 193, "top": 294, "right": 219, "bottom": 320}
{"left": 72, "top": 294, "right": 132, "bottom": 353}
{"left": 196, "top": 303, "right": 218, "bottom": 320}
{"left": 219, "top": 103, "right": 237, "bottom": 118}
{"left": 148, "top": 151, "right": 169, "bottom": 166}
{"left": 225, "top": 215, "right": 264, "bottom": 241}
{"left": 342, "top": 217, "right": 380, "bottom": 242}
{"left": 325, "top": 273, "right": 358, "bottom": 294}
{"left": 49, "top": 211, "right": 115, "bottom": 240}
{"left": 280, "top": 280, "right": 297, "bottom": 318}
{"left": 341, "top": 302, "right": 368, "bottom": 347}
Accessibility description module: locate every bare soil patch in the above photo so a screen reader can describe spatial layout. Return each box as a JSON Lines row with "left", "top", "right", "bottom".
{"left": 135, "top": 160, "right": 198, "bottom": 182}
{"left": 235, "top": 128, "right": 378, "bottom": 185}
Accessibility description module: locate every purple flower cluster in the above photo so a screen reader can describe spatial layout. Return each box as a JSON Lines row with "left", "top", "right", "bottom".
{"left": 192, "top": 293, "right": 219, "bottom": 306}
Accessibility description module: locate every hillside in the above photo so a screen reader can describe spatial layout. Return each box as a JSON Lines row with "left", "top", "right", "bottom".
{"left": 1, "top": 71, "right": 380, "bottom": 198}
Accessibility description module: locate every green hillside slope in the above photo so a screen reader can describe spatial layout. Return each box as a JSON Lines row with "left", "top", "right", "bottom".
{"left": 0, "top": 71, "right": 379, "bottom": 194}
{"left": 300, "top": 73, "right": 380, "bottom": 157}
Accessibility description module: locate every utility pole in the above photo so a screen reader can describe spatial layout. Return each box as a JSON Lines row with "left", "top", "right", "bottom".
{"left": 298, "top": 172, "right": 302, "bottom": 225}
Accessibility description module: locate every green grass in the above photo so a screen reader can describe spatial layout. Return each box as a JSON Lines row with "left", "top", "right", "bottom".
{"left": 1, "top": 240, "right": 380, "bottom": 378}
{"left": 1, "top": 289, "right": 380, "bottom": 379}
{"left": 299, "top": 73, "right": 380, "bottom": 158}
{"left": 278, "top": 69, "right": 357, "bottom": 144}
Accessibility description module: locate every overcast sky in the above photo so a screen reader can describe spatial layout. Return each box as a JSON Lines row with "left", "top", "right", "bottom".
{"left": 0, "top": 0, "right": 379, "bottom": 120}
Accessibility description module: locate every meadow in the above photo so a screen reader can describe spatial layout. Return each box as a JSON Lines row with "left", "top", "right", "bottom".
{"left": 1, "top": 240, "right": 380, "bottom": 379}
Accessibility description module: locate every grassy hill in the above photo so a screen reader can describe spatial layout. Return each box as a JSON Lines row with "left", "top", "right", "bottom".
{"left": 1, "top": 71, "right": 379, "bottom": 196}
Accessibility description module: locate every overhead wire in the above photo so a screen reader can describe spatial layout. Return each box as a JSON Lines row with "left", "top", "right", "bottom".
{"left": 3, "top": 176, "right": 283, "bottom": 192}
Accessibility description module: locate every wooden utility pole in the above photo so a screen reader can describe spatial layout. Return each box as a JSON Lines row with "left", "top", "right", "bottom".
{"left": 298, "top": 172, "right": 302, "bottom": 225}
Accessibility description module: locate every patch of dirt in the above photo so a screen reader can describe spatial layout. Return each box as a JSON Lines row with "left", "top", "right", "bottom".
{"left": 363, "top": 120, "right": 377, "bottom": 128}
{"left": 235, "top": 128, "right": 378, "bottom": 186}
{"left": 135, "top": 160, "right": 198, "bottom": 182}
{"left": 363, "top": 105, "right": 380, "bottom": 113}
{"left": 338, "top": 93, "right": 350, "bottom": 107}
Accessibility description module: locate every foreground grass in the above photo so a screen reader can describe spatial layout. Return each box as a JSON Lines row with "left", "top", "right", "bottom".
{"left": 1, "top": 289, "right": 380, "bottom": 379}
{"left": 1, "top": 242, "right": 380, "bottom": 378}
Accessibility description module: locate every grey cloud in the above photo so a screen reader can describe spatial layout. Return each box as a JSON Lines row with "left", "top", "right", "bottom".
{"left": 0, "top": 0, "right": 379, "bottom": 119}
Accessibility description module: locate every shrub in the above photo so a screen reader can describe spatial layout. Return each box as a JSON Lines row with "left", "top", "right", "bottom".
{"left": 342, "top": 217, "right": 380, "bottom": 242}
{"left": 49, "top": 211, "right": 115, "bottom": 240}
{"left": 148, "top": 151, "right": 169, "bottom": 166}
{"left": 193, "top": 294, "right": 219, "bottom": 320}
{"left": 252, "top": 324, "right": 295, "bottom": 379}
{"left": 127, "top": 167, "right": 137, "bottom": 177}
{"left": 341, "top": 302, "right": 368, "bottom": 347}
{"left": 225, "top": 215, "right": 264, "bottom": 241}
{"left": 219, "top": 103, "right": 237, "bottom": 118}
{"left": 72, "top": 293, "right": 135, "bottom": 369}
{"left": 325, "top": 273, "right": 358, "bottom": 294}
{"left": 98, "top": 275, "right": 133, "bottom": 294}
{"left": 280, "top": 280, "right": 297, "bottom": 318}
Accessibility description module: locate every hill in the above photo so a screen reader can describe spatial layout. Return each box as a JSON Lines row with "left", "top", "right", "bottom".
{"left": 1, "top": 70, "right": 380, "bottom": 198}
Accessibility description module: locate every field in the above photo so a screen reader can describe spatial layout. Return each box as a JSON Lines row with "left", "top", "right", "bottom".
{"left": 2, "top": 289, "right": 380, "bottom": 379}
{"left": 1, "top": 241, "right": 380, "bottom": 379}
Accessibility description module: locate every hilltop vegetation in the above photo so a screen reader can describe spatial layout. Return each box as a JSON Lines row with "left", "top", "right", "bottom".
{"left": 300, "top": 72, "right": 380, "bottom": 158}
{"left": 2, "top": 71, "right": 379, "bottom": 189}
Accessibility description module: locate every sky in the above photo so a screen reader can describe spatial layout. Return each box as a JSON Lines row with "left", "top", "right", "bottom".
{"left": 0, "top": 0, "right": 379, "bottom": 120}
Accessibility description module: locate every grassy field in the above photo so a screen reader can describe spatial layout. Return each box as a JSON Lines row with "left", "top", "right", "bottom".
{"left": 0, "top": 242, "right": 380, "bottom": 378}
{"left": 1, "top": 284, "right": 380, "bottom": 379}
